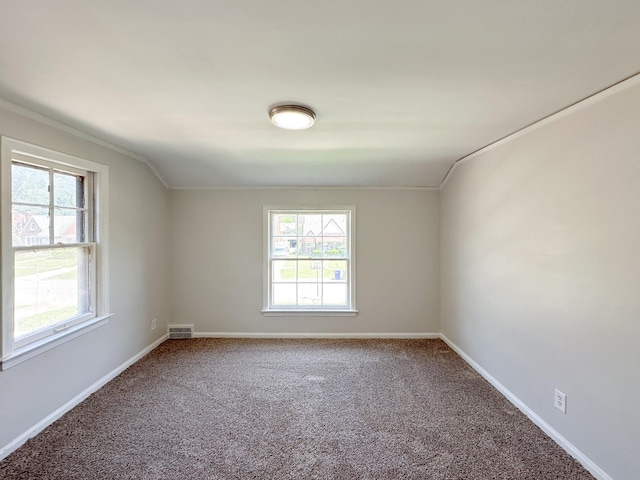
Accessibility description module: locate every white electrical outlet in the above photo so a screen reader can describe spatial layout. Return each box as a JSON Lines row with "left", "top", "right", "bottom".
{"left": 554, "top": 388, "right": 566, "bottom": 413}
{"left": 151, "top": 318, "right": 157, "bottom": 330}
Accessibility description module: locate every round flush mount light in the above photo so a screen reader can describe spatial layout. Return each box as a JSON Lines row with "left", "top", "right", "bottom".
{"left": 269, "top": 105, "right": 316, "bottom": 130}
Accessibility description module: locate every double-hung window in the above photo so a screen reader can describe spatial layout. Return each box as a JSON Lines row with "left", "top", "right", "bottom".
{"left": 1, "top": 138, "right": 110, "bottom": 369}
{"left": 263, "top": 206, "right": 356, "bottom": 314}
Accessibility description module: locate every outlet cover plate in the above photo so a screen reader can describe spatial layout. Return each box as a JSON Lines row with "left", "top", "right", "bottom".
{"left": 554, "top": 388, "right": 566, "bottom": 413}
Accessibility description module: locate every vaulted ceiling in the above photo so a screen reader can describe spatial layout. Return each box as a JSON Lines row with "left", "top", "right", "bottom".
{"left": 1, "top": 1, "right": 639, "bottom": 188}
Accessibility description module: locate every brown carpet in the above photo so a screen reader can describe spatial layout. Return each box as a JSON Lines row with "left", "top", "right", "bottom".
{"left": 0, "top": 339, "right": 594, "bottom": 479}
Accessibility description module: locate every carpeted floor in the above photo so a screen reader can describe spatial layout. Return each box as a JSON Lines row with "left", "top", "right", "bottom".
{"left": 0, "top": 339, "right": 594, "bottom": 479}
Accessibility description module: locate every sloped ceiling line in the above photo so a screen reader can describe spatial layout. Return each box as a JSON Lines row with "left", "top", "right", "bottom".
{"left": 439, "top": 70, "right": 640, "bottom": 190}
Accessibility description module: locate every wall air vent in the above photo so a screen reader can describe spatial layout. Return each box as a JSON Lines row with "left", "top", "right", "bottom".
{"left": 168, "top": 325, "right": 194, "bottom": 339}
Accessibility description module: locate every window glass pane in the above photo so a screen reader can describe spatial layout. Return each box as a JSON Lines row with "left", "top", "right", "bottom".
{"left": 299, "top": 214, "right": 322, "bottom": 236}
{"left": 272, "top": 284, "right": 296, "bottom": 306}
{"left": 272, "top": 237, "right": 296, "bottom": 258}
{"left": 11, "top": 163, "right": 50, "bottom": 205}
{"left": 296, "top": 238, "right": 311, "bottom": 258}
{"left": 272, "top": 260, "right": 296, "bottom": 282}
{"left": 298, "top": 237, "right": 322, "bottom": 258}
{"left": 298, "top": 283, "right": 322, "bottom": 305}
{"left": 298, "top": 260, "right": 323, "bottom": 283}
{"left": 322, "top": 214, "right": 347, "bottom": 236}
{"left": 54, "top": 208, "right": 85, "bottom": 243}
{"left": 54, "top": 171, "right": 84, "bottom": 208}
{"left": 12, "top": 205, "right": 49, "bottom": 246}
{"left": 323, "top": 260, "right": 347, "bottom": 281}
{"left": 322, "top": 284, "right": 348, "bottom": 306}
{"left": 323, "top": 237, "right": 347, "bottom": 258}
{"left": 14, "top": 246, "right": 91, "bottom": 339}
{"left": 272, "top": 213, "right": 297, "bottom": 236}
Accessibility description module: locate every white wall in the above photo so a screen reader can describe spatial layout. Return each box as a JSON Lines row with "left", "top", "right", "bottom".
{"left": 170, "top": 188, "right": 440, "bottom": 335}
{"left": 0, "top": 104, "right": 170, "bottom": 452}
{"left": 440, "top": 80, "right": 640, "bottom": 479}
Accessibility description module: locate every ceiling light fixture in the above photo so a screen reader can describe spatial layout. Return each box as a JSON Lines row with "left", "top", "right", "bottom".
{"left": 269, "top": 105, "right": 316, "bottom": 130}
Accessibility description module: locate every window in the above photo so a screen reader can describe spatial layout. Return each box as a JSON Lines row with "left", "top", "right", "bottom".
{"left": 263, "top": 206, "right": 357, "bottom": 314}
{"left": 1, "top": 138, "right": 110, "bottom": 369}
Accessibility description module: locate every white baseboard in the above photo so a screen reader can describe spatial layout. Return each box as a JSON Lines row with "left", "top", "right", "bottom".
{"left": 439, "top": 334, "right": 612, "bottom": 480}
{"left": 193, "top": 332, "right": 441, "bottom": 339}
{"left": 0, "top": 334, "right": 168, "bottom": 462}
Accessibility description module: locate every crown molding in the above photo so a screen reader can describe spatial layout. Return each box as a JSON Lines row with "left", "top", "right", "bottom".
{"left": 169, "top": 185, "right": 439, "bottom": 191}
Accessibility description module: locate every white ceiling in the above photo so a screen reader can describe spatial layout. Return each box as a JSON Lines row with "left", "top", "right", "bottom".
{"left": 1, "top": 1, "right": 639, "bottom": 188}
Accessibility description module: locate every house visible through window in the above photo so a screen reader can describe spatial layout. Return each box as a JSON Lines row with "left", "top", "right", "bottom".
{"left": 263, "top": 206, "right": 356, "bottom": 313}
{"left": 1, "top": 138, "right": 110, "bottom": 369}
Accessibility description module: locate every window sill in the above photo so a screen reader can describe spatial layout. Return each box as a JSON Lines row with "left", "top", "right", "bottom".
{"left": 262, "top": 309, "right": 358, "bottom": 317}
{"left": 1, "top": 314, "right": 112, "bottom": 371}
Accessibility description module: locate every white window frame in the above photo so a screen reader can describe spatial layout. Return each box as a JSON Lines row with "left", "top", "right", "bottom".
{"left": 262, "top": 205, "right": 357, "bottom": 316}
{"left": 1, "top": 137, "right": 111, "bottom": 369}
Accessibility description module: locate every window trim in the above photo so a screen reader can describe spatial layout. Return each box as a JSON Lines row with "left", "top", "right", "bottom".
{"left": 262, "top": 205, "right": 357, "bottom": 315}
{"left": 1, "top": 137, "right": 111, "bottom": 370}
